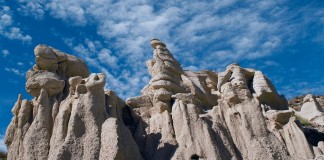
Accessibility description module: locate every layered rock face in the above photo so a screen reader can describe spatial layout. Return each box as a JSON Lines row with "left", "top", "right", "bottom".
{"left": 5, "top": 40, "right": 324, "bottom": 160}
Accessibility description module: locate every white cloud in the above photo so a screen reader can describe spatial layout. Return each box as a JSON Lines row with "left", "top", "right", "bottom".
{"left": 4, "top": 27, "right": 32, "bottom": 42}
{"left": 64, "top": 38, "right": 150, "bottom": 98}
{"left": 51, "top": 0, "right": 296, "bottom": 98}
{"left": 0, "top": 4, "right": 32, "bottom": 42}
{"left": 14, "top": 0, "right": 293, "bottom": 62}
{"left": 0, "top": 134, "right": 7, "bottom": 152}
{"left": 264, "top": 60, "right": 279, "bottom": 67}
{"left": 280, "top": 80, "right": 324, "bottom": 100}
{"left": 183, "top": 65, "right": 200, "bottom": 71}
{"left": 46, "top": 0, "right": 87, "bottom": 25}
{"left": 1, "top": 49, "right": 9, "bottom": 57}
{"left": 4, "top": 67, "right": 25, "bottom": 77}
{"left": 13, "top": 0, "right": 323, "bottom": 98}
{"left": 17, "top": 0, "right": 45, "bottom": 19}
{"left": 98, "top": 49, "right": 117, "bottom": 68}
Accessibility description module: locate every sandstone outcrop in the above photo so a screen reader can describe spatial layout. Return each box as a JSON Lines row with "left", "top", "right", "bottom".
{"left": 5, "top": 40, "right": 324, "bottom": 160}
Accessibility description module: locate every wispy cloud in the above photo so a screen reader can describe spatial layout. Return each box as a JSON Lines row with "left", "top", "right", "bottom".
{"left": 17, "top": 0, "right": 292, "bottom": 61}
{"left": 64, "top": 38, "right": 150, "bottom": 98}
{"left": 12, "top": 0, "right": 324, "bottom": 98}
{"left": 0, "top": 134, "right": 7, "bottom": 152}
{"left": 280, "top": 79, "right": 324, "bottom": 100}
{"left": 1, "top": 49, "right": 9, "bottom": 57}
{"left": 0, "top": 4, "right": 32, "bottom": 42}
{"left": 4, "top": 67, "right": 25, "bottom": 77}
{"left": 17, "top": 62, "right": 24, "bottom": 66}
{"left": 17, "top": 0, "right": 45, "bottom": 20}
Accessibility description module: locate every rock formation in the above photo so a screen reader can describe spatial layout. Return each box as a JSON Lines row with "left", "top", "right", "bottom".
{"left": 290, "top": 94, "right": 324, "bottom": 127}
{"left": 4, "top": 40, "right": 324, "bottom": 160}
{"left": 5, "top": 45, "right": 141, "bottom": 160}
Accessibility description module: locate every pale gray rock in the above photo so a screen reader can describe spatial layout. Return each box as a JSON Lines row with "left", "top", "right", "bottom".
{"left": 23, "top": 89, "right": 52, "bottom": 160}
{"left": 6, "top": 45, "right": 141, "bottom": 160}
{"left": 5, "top": 41, "right": 324, "bottom": 160}
{"left": 217, "top": 64, "right": 287, "bottom": 110}
{"left": 279, "top": 117, "right": 315, "bottom": 159}
{"left": 299, "top": 94, "right": 324, "bottom": 126}
{"left": 218, "top": 98, "right": 292, "bottom": 160}
{"left": 100, "top": 118, "right": 143, "bottom": 160}
{"left": 252, "top": 71, "right": 288, "bottom": 110}
{"left": 265, "top": 110, "right": 294, "bottom": 130}
{"left": 126, "top": 39, "right": 321, "bottom": 160}
{"left": 48, "top": 73, "right": 107, "bottom": 160}
{"left": 34, "top": 44, "right": 59, "bottom": 72}
{"left": 25, "top": 70, "right": 65, "bottom": 97}
{"left": 171, "top": 99, "right": 241, "bottom": 160}
{"left": 127, "top": 39, "right": 218, "bottom": 113}
{"left": 126, "top": 95, "right": 152, "bottom": 108}
{"left": 314, "top": 146, "right": 323, "bottom": 157}
{"left": 34, "top": 44, "right": 89, "bottom": 78}
{"left": 5, "top": 95, "right": 33, "bottom": 160}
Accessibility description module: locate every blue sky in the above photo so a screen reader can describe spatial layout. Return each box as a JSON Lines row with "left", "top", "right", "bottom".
{"left": 0, "top": 0, "right": 324, "bottom": 152}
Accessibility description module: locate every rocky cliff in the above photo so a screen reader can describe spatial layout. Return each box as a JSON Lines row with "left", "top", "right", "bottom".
{"left": 4, "top": 39, "right": 324, "bottom": 160}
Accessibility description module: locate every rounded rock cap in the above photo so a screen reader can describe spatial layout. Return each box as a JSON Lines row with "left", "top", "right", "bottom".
{"left": 151, "top": 38, "right": 166, "bottom": 49}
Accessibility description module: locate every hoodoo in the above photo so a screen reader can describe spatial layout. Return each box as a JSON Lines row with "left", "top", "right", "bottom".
{"left": 4, "top": 39, "right": 324, "bottom": 160}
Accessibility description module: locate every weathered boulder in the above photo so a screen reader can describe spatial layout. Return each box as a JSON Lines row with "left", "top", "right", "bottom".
{"left": 34, "top": 44, "right": 90, "bottom": 78}
{"left": 25, "top": 70, "right": 65, "bottom": 97}
{"left": 25, "top": 45, "right": 90, "bottom": 98}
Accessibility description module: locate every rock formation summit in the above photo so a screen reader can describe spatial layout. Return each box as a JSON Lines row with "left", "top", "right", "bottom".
{"left": 4, "top": 39, "right": 324, "bottom": 160}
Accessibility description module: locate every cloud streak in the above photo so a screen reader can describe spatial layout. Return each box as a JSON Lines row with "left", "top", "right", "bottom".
{"left": 0, "top": 134, "right": 6, "bottom": 152}
{"left": 1, "top": 49, "right": 9, "bottom": 57}
{"left": 64, "top": 38, "right": 150, "bottom": 98}
{"left": 4, "top": 67, "right": 25, "bottom": 77}
{"left": 17, "top": 0, "right": 292, "bottom": 60}
{"left": 11, "top": 0, "right": 324, "bottom": 98}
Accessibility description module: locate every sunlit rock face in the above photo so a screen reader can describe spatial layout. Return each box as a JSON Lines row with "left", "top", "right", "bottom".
{"left": 5, "top": 45, "right": 142, "bottom": 160}
{"left": 5, "top": 40, "right": 324, "bottom": 160}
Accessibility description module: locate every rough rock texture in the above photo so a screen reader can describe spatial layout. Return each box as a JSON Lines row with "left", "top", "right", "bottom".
{"left": 5, "top": 45, "right": 141, "bottom": 160}
{"left": 25, "top": 44, "right": 90, "bottom": 97}
{"left": 5, "top": 40, "right": 324, "bottom": 160}
{"left": 26, "top": 71, "right": 65, "bottom": 97}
